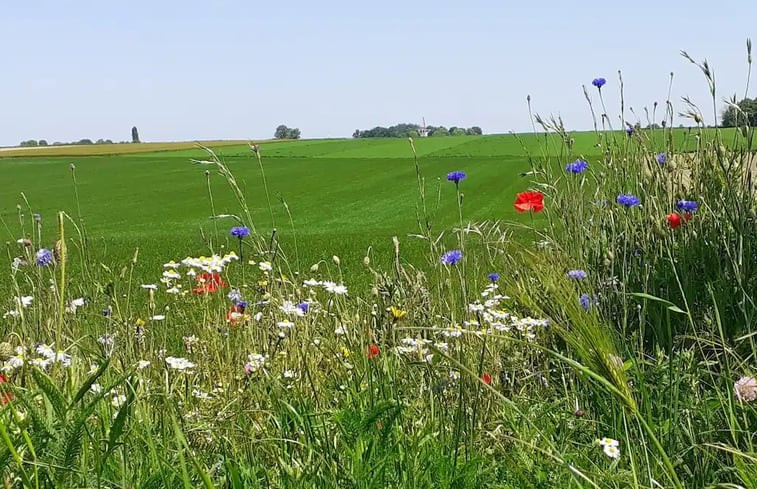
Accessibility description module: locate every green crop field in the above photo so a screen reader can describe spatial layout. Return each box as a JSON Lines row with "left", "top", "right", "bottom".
{"left": 2, "top": 135, "right": 545, "bottom": 290}
{"left": 2, "top": 128, "right": 735, "bottom": 283}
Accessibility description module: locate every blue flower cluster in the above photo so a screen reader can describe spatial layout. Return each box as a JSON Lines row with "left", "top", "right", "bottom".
{"left": 567, "top": 269, "right": 587, "bottom": 280}
{"left": 592, "top": 78, "right": 606, "bottom": 88}
{"left": 440, "top": 250, "right": 463, "bottom": 266}
{"left": 616, "top": 194, "right": 641, "bottom": 207}
{"left": 565, "top": 160, "right": 589, "bottom": 174}
{"left": 35, "top": 248, "right": 54, "bottom": 266}
{"left": 230, "top": 226, "right": 251, "bottom": 238}
{"left": 676, "top": 200, "right": 698, "bottom": 213}
{"left": 446, "top": 171, "right": 466, "bottom": 185}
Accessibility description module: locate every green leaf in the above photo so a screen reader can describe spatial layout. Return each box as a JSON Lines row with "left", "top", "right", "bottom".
{"left": 31, "top": 367, "right": 68, "bottom": 418}
{"left": 71, "top": 357, "right": 110, "bottom": 406}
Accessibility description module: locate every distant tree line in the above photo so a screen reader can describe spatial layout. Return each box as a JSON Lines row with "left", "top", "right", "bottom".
{"left": 19, "top": 138, "right": 120, "bottom": 147}
{"left": 17, "top": 126, "right": 142, "bottom": 148}
{"left": 352, "top": 123, "right": 482, "bottom": 138}
{"left": 722, "top": 98, "right": 757, "bottom": 127}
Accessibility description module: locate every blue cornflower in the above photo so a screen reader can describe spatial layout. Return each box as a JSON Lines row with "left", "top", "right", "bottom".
{"left": 592, "top": 78, "right": 606, "bottom": 88}
{"left": 676, "top": 200, "right": 698, "bottom": 213}
{"left": 33, "top": 213, "right": 41, "bottom": 223}
{"left": 440, "top": 250, "right": 463, "bottom": 266}
{"left": 567, "top": 269, "right": 587, "bottom": 280}
{"left": 297, "top": 302, "right": 309, "bottom": 314}
{"left": 230, "top": 226, "right": 250, "bottom": 238}
{"left": 102, "top": 307, "right": 112, "bottom": 317}
{"left": 565, "top": 159, "right": 589, "bottom": 174}
{"left": 446, "top": 171, "right": 466, "bottom": 185}
{"left": 625, "top": 126, "right": 634, "bottom": 136}
{"left": 236, "top": 301, "right": 248, "bottom": 312}
{"left": 488, "top": 272, "right": 500, "bottom": 283}
{"left": 616, "top": 194, "right": 641, "bottom": 207}
{"left": 656, "top": 153, "right": 667, "bottom": 165}
{"left": 579, "top": 293, "right": 591, "bottom": 311}
{"left": 35, "top": 248, "right": 54, "bottom": 266}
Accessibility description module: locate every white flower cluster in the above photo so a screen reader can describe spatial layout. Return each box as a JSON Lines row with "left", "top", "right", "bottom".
{"left": 2, "top": 344, "right": 71, "bottom": 372}
{"left": 461, "top": 285, "right": 549, "bottom": 341}
{"left": 3, "top": 295, "right": 34, "bottom": 319}
{"left": 244, "top": 353, "right": 267, "bottom": 374}
{"left": 65, "top": 297, "right": 86, "bottom": 314}
{"left": 303, "top": 279, "right": 348, "bottom": 295}
{"left": 279, "top": 300, "right": 305, "bottom": 317}
{"left": 179, "top": 253, "right": 239, "bottom": 273}
{"left": 598, "top": 437, "right": 620, "bottom": 459}
{"left": 393, "top": 338, "right": 449, "bottom": 363}
{"left": 165, "top": 356, "right": 195, "bottom": 371}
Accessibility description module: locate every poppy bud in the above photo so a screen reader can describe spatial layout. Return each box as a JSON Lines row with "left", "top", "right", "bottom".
{"left": 574, "top": 409, "right": 585, "bottom": 417}
{"left": 332, "top": 255, "right": 341, "bottom": 266}
{"left": 363, "top": 256, "right": 370, "bottom": 267}
{"left": 310, "top": 263, "right": 319, "bottom": 273}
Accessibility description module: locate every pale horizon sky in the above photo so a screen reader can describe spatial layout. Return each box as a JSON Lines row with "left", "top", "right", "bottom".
{"left": 1, "top": 1, "right": 755, "bottom": 146}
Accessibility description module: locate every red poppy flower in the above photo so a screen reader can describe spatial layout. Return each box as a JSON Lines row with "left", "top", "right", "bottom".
{"left": 514, "top": 191, "right": 545, "bottom": 213}
{"left": 226, "top": 304, "right": 245, "bottom": 324}
{"left": 0, "top": 374, "right": 12, "bottom": 405}
{"left": 193, "top": 272, "right": 227, "bottom": 294}
{"left": 366, "top": 344, "right": 380, "bottom": 359}
{"left": 481, "top": 372, "right": 492, "bottom": 385}
{"left": 666, "top": 213, "right": 682, "bottom": 229}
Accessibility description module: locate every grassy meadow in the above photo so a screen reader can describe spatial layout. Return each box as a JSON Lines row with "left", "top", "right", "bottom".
{"left": 1, "top": 93, "right": 757, "bottom": 488}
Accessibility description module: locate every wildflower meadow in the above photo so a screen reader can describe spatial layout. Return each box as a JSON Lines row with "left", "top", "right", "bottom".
{"left": 2, "top": 45, "right": 757, "bottom": 488}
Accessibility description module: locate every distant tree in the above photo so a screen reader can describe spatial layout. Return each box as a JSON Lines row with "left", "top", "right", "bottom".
{"left": 408, "top": 129, "right": 419, "bottom": 138}
{"left": 722, "top": 97, "right": 757, "bottom": 127}
{"left": 274, "top": 124, "right": 300, "bottom": 139}
{"left": 466, "top": 126, "right": 483, "bottom": 135}
{"left": 105, "top": 139, "right": 113, "bottom": 144}
{"left": 431, "top": 126, "right": 448, "bottom": 137}
{"left": 38, "top": 139, "right": 48, "bottom": 146}
{"left": 19, "top": 140, "right": 38, "bottom": 147}
{"left": 131, "top": 126, "right": 140, "bottom": 143}
{"left": 78, "top": 139, "right": 93, "bottom": 145}
{"left": 352, "top": 129, "right": 361, "bottom": 138}
{"left": 450, "top": 127, "right": 466, "bottom": 136}
{"left": 96, "top": 139, "right": 106, "bottom": 144}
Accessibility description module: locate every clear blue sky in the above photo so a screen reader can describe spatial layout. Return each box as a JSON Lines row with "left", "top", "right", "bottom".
{"left": 1, "top": 1, "right": 755, "bottom": 145}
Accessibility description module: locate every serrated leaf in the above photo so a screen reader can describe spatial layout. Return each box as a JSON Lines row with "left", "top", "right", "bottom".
{"left": 31, "top": 368, "right": 68, "bottom": 418}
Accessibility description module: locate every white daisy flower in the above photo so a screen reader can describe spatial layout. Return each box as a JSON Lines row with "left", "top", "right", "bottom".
{"left": 603, "top": 444, "right": 620, "bottom": 459}
{"left": 162, "top": 270, "right": 181, "bottom": 279}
